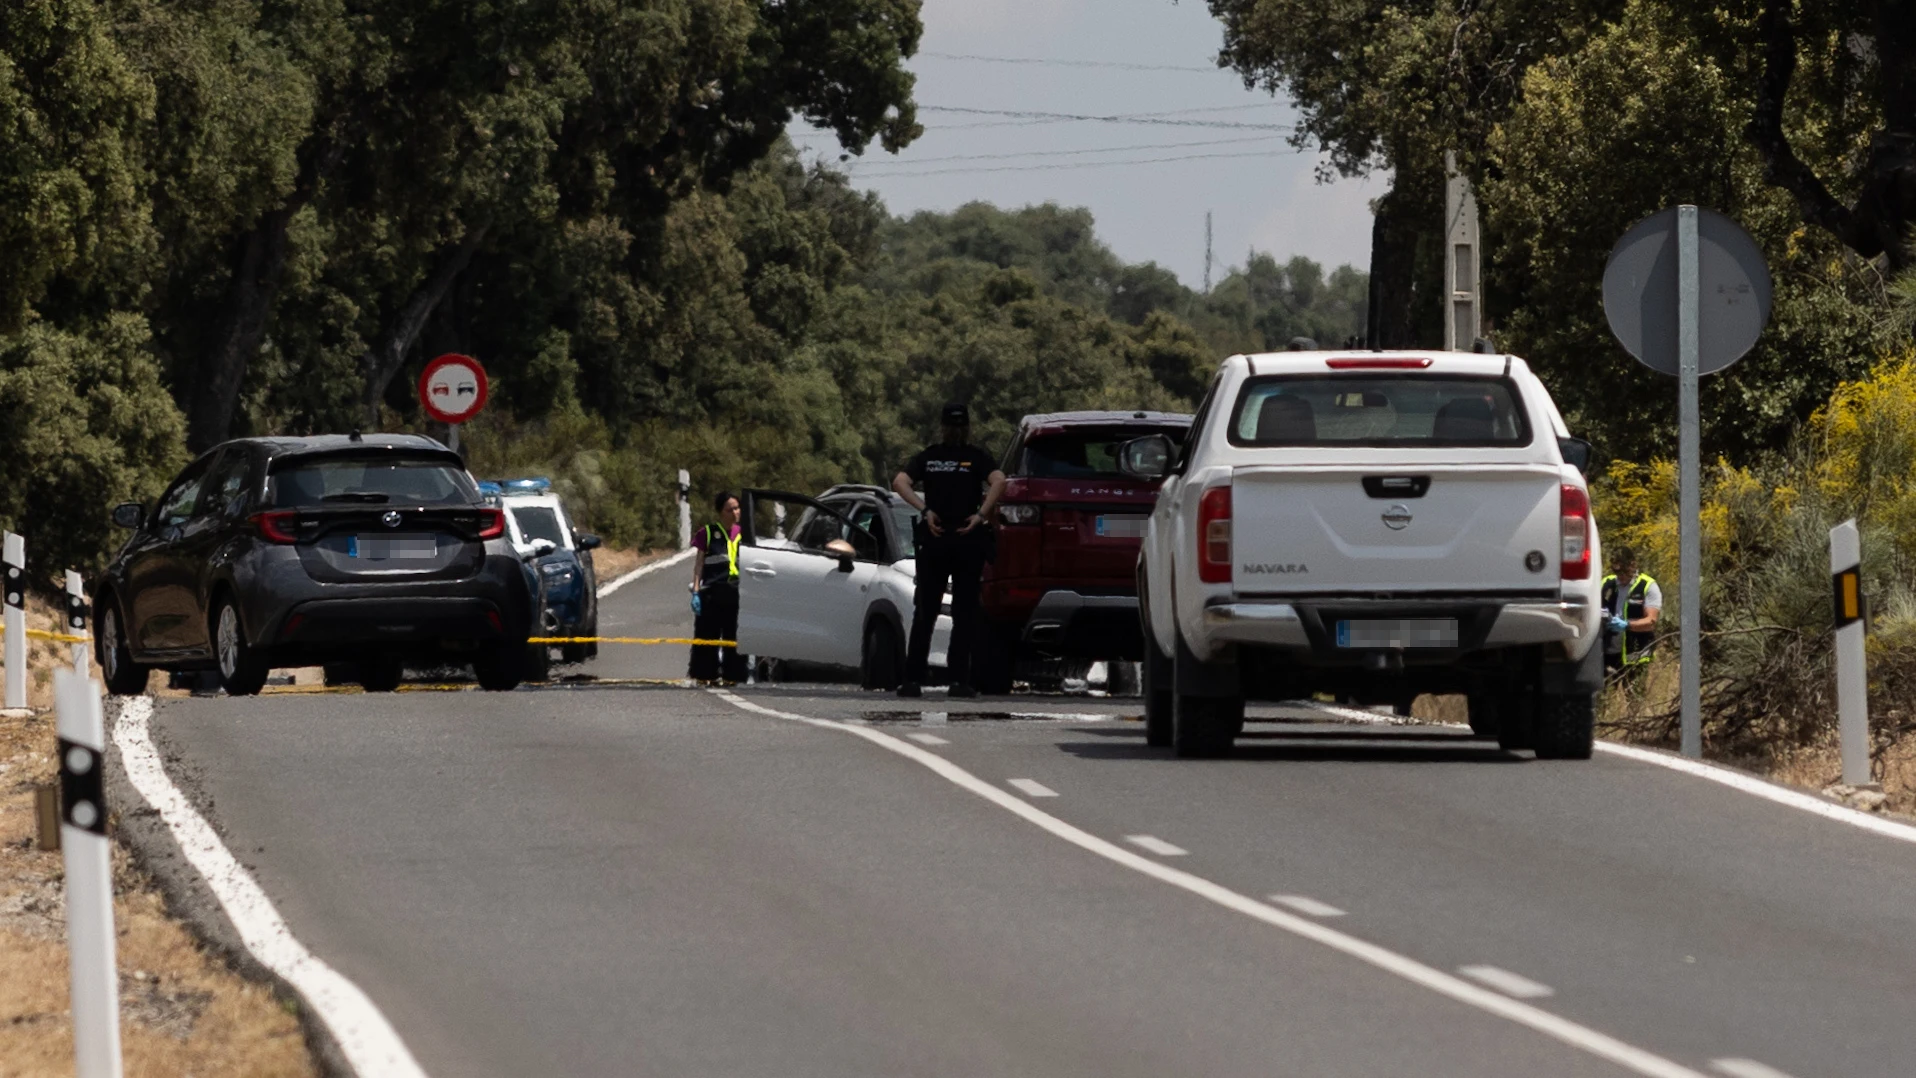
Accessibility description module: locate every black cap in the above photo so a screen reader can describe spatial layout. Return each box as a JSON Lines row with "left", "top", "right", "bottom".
{"left": 940, "top": 402, "right": 970, "bottom": 426}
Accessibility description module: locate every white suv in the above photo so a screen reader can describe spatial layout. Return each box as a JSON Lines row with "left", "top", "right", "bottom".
{"left": 1125, "top": 350, "right": 1602, "bottom": 758}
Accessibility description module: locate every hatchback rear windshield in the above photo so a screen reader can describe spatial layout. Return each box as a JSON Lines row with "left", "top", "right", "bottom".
{"left": 1017, "top": 426, "right": 1189, "bottom": 478}
{"left": 1228, "top": 376, "right": 1530, "bottom": 447}
{"left": 267, "top": 456, "right": 478, "bottom": 507}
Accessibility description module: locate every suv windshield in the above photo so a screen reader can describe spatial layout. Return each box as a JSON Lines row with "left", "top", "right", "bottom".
{"left": 268, "top": 457, "right": 478, "bottom": 507}
{"left": 1019, "top": 426, "right": 1189, "bottom": 478}
{"left": 510, "top": 505, "right": 569, "bottom": 547}
{"left": 1230, "top": 376, "right": 1530, "bottom": 447}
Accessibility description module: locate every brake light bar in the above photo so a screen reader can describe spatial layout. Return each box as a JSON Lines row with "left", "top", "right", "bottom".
{"left": 1560, "top": 484, "right": 1591, "bottom": 580}
{"left": 477, "top": 508, "right": 506, "bottom": 540}
{"left": 1198, "top": 485, "right": 1232, "bottom": 584}
{"left": 251, "top": 510, "right": 299, "bottom": 544}
{"left": 1326, "top": 357, "right": 1434, "bottom": 370}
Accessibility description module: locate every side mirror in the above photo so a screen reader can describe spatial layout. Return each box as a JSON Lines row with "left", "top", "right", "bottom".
{"left": 576, "top": 533, "right": 602, "bottom": 551}
{"left": 824, "top": 537, "right": 857, "bottom": 572}
{"left": 1558, "top": 437, "right": 1593, "bottom": 475}
{"left": 530, "top": 538, "right": 557, "bottom": 557}
{"left": 1118, "top": 434, "right": 1174, "bottom": 480}
{"left": 112, "top": 503, "right": 144, "bottom": 529}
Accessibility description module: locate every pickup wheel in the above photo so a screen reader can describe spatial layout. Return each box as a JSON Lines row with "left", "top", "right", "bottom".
{"left": 972, "top": 625, "right": 1015, "bottom": 695}
{"left": 1143, "top": 636, "right": 1173, "bottom": 748}
{"left": 1466, "top": 692, "right": 1499, "bottom": 738}
{"left": 1172, "top": 694, "right": 1242, "bottom": 758}
{"left": 1532, "top": 692, "right": 1596, "bottom": 759}
{"left": 1496, "top": 688, "right": 1536, "bottom": 752}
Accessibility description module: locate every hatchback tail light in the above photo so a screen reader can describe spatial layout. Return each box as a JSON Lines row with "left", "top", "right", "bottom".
{"left": 998, "top": 503, "right": 1039, "bottom": 525}
{"left": 1560, "top": 484, "right": 1590, "bottom": 579}
{"left": 251, "top": 510, "right": 299, "bottom": 544}
{"left": 478, "top": 508, "right": 506, "bottom": 540}
{"left": 1198, "top": 485, "right": 1232, "bottom": 584}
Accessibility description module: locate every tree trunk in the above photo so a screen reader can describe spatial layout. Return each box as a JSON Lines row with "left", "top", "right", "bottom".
{"left": 185, "top": 207, "right": 295, "bottom": 452}
{"left": 1367, "top": 181, "right": 1420, "bottom": 349}
{"left": 359, "top": 222, "right": 491, "bottom": 425}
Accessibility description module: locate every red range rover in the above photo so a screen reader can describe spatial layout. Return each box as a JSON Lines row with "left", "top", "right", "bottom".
{"left": 974, "top": 410, "right": 1193, "bottom": 693}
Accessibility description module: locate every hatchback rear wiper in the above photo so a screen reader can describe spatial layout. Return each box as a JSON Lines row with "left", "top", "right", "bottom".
{"left": 322, "top": 492, "right": 391, "bottom": 503}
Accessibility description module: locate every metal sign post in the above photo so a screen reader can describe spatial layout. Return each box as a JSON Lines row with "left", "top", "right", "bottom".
{"left": 418, "top": 353, "right": 489, "bottom": 457}
{"left": 1830, "top": 520, "right": 1871, "bottom": 787}
{"left": 1603, "top": 205, "right": 1772, "bottom": 758}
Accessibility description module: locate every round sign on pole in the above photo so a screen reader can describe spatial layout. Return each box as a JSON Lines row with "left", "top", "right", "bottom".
{"left": 418, "top": 353, "right": 488, "bottom": 425}
{"left": 1602, "top": 207, "right": 1772, "bottom": 376}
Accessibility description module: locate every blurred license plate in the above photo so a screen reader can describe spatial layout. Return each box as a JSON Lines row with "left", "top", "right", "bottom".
{"left": 1095, "top": 514, "right": 1146, "bottom": 538}
{"left": 1336, "top": 619, "right": 1458, "bottom": 648}
{"left": 349, "top": 536, "right": 438, "bottom": 560}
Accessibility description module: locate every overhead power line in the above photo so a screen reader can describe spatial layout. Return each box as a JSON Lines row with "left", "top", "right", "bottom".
{"left": 917, "top": 51, "right": 1221, "bottom": 74}
{"left": 919, "top": 106, "right": 1293, "bottom": 132}
{"left": 835, "top": 134, "right": 1289, "bottom": 167}
{"left": 848, "top": 147, "right": 1312, "bottom": 179}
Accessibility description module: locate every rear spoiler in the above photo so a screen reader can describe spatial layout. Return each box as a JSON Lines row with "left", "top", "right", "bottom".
{"left": 266, "top": 446, "right": 465, "bottom": 471}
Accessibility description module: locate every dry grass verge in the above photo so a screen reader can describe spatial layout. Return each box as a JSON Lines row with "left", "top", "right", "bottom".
{"left": 0, "top": 595, "right": 317, "bottom": 1078}
{"left": 593, "top": 545, "right": 679, "bottom": 585}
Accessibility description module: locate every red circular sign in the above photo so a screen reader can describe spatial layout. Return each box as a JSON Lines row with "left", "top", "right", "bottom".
{"left": 418, "top": 353, "right": 488, "bottom": 424}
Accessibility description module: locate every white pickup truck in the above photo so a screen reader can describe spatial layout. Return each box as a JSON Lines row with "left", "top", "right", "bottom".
{"left": 1123, "top": 350, "right": 1603, "bottom": 758}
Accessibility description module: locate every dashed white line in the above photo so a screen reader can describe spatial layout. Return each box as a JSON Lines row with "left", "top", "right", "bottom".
{"left": 1267, "top": 894, "right": 1346, "bottom": 917}
{"left": 904, "top": 732, "right": 949, "bottom": 746}
{"left": 1710, "top": 1059, "right": 1801, "bottom": 1078}
{"left": 1006, "top": 779, "right": 1058, "bottom": 798}
{"left": 1124, "top": 834, "right": 1188, "bottom": 856}
{"left": 1458, "top": 964, "right": 1556, "bottom": 1000}
{"left": 114, "top": 697, "right": 427, "bottom": 1077}
{"left": 708, "top": 687, "right": 1711, "bottom": 1078}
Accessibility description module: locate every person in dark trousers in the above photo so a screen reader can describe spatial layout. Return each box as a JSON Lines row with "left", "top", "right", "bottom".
{"left": 688, "top": 492, "right": 749, "bottom": 684}
{"left": 892, "top": 402, "right": 1006, "bottom": 698}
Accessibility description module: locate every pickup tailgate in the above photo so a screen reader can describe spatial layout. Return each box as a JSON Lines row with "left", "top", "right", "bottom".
{"left": 1230, "top": 465, "right": 1564, "bottom": 593}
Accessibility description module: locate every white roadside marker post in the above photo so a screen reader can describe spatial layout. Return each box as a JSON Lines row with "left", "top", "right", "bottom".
{"left": 67, "top": 570, "right": 90, "bottom": 677}
{"left": 677, "top": 468, "right": 692, "bottom": 551}
{"left": 4, "top": 531, "right": 25, "bottom": 710}
{"left": 1830, "top": 519, "right": 1871, "bottom": 788}
{"left": 54, "top": 667, "right": 124, "bottom": 1078}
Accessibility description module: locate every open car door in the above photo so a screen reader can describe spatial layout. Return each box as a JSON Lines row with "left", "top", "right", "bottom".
{"left": 736, "top": 491, "right": 882, "bottom": 667}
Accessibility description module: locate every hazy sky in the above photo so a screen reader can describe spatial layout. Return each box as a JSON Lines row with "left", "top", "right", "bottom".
{"left": 787, "top": 0, "right": 1380, "bottom": 289}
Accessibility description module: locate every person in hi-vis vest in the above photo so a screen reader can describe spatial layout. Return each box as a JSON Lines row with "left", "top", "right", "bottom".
{"left": 688, "top": 491, "right": 748, "bottom": 683}
{"left": 1601, "top": 544, "right": 1662, "bottom": 673}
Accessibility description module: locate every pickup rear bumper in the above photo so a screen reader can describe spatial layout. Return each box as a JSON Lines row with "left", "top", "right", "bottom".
{"left": 1019, "top": 589, "right": 1143, "bottom": 659}
{"left": 1200, "top": 596, "right": 1592, "bottom": 659}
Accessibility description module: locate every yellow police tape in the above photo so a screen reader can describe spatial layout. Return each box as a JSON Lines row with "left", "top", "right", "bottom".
{"left": 0, "top": 626, "right": 92, "bottom": 644}
{"left": 527, "top": 635, "right": 737, "bottom": 647}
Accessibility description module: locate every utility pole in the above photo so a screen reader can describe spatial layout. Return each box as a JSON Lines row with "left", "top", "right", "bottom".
{"left": 1203, "top": 211, "right": 1214, "bottom": 294}
{"left": 1443, "top": 151, "right": 1482, "bottom": 351}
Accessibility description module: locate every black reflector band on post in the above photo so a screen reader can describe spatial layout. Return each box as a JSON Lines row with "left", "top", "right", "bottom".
{"left": 67, "top": 593, "right": 88, "bottom": 632}
{"left": 1832, "top": 568, "right": 1863, "bottom": 630}
{"left": 3, "top": 564, "right": 22, "bottom": 610}
{"left": 58, "top": 738, "right": 106, "bottom": 836}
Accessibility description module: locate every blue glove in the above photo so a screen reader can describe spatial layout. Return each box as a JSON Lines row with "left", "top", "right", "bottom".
{"left": 1607, "top": 615, "right": 1628, "bottom": 633}
{"left": 690, "top": 592, "right": 702, "bottom": 616}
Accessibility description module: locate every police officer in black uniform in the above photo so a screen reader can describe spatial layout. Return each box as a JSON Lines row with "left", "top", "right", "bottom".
{"left": 892, "top": 402, "right": 1006, "bottom": 698}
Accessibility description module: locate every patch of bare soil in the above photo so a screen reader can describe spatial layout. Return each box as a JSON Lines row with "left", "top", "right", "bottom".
{"left": 0, "top": 595, "right": 316, "bottom": 1078}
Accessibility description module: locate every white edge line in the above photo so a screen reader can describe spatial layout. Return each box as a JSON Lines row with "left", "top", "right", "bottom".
{"left": 1458, "top": 964, "right": 1556, "bottom": 1000}
{"left": 1125, "top": 834, "right": 1188, "bottom": 856}
{"left": 1007, "top": 779, "right": 1059, "bottom": 798}
{"left": 708, "top": 688, "right": 1707, "bottom": 1078}
{"left": 1268, "top": 894, "right": 1346, "bottom": 917}
{"left": 905, "top": 732, "right": 949, "bottom": 746}
{"left": 113, "top": 697, "right": 428, "bottom": 1078}
{"left": 1300, "top": 700, "right": 1916, "bottom": 846}
{"left": 595, "top": 548, "right": 694, "bottom": 599}
{"left": 1710, "top": 1059, "right": 1801, "bottom": 1078}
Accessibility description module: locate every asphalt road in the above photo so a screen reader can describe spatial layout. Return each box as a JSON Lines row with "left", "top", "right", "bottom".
{"left": 114, "top": 563, "right": 1916, "bottom": 1078}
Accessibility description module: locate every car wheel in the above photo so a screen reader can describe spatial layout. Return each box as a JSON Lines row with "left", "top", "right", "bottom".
{"left": 1496, "top": 687, "right": 1537, "bottom": 753}
{"left": 359, "top": 656, "right": 404, "bottom": 693}
{"left": 861, "top": 618, "right": 901, "bottom": 691}
{"left": 474, "top": 643, "right": 523, "bottom": 691}
{"left": 1172, "top": 693, "right": 1242, "bottom": 758}
{"left": 972, "top": 625, "right": 1015, "bottom": 695}
{"left": 98, "top": 603, "right": 148, "bottom": 696}
{"left": 212, "top": 598, "right": 268, "bottom": 697}
{"left": 1532, "top": 692, "right": 1596, "bottom": 760}
{"left": 561, "top": 643, "right": 589, "bottom": 665}
{"left": 524, "top": 641, "right": 552, "bottom": 683}
{"left": 1466, "top": 692, "right": 1499, "bottom": 738}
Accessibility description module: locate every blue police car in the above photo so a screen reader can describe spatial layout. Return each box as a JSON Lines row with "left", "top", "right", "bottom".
{"left": 480, "top": 478, "right": 602, "bottom": 665}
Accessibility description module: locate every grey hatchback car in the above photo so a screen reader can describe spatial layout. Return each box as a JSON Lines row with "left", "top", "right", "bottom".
{"left": 94, "top": 434, "right": 543, "bottom": 695}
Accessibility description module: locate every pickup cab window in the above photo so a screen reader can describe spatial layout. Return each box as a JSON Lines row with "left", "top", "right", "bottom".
{"left": 1229, "top": 376, "right": 1530, "bottom": 447}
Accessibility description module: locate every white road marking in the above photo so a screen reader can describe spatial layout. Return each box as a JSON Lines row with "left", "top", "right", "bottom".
{"left": 1716, "top": 1064, "right": 1801, "bottom": 1078}
{"left": 709, "top": 688, "right": 1711, "bottom": 1078}
{"left": 1125, "top": 834, "right": 1189, "bottom": 856}
{"left": 595, "top": 548, "right": 695, "bottom": 599}
{"left": 1303, "top": 700, "right": 1916, "bottom": 846}
{"left": 905, "top": 732, "right": 949, "bottom": 746}
{"left": 1458, "top": 964, "right": 1555, "bottom": 999}
{"left": 1710, "top": 1060, "right": 1802, "bottom": 1078}
{"left": 1007, "top": 779, "right": 1058, "bottom": 798}
{"left": 1267, "top": 894, "right": 1346, "bottom": 917}
{"left": 113, "top": 697, "right": 427, "bottom": 1078}
{"left": 923, "top": 711, "right": 948, "bottom": 725}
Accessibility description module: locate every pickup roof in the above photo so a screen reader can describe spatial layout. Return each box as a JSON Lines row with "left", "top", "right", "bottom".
{"left": 1128, "top": 351, "right": 1603, "bottom": 758}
